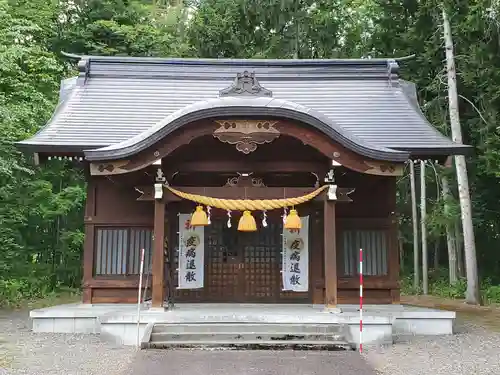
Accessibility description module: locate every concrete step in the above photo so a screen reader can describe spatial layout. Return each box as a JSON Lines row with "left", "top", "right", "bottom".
{"left": 151, "top": 332, "right": 346, "bottom": 342}
{"left": 147, "top": 339, "right": 355, "bottom": 350}
{"left": 152, "top": 323, "right": 348, "bottom": 335}
{"left": 145, "top": 323, "right": 354, "bottom": 350}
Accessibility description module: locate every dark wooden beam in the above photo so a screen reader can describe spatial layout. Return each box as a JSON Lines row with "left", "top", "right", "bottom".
{"left": 323, "top": 199, "right": 338, "bottom": 308}
{"left": 135, "top": 186, "right": 355, "bottom": 203}
{"left": 83, "top": 277, "right": 152, "bottom": 289}
{"left": 165, "top": 160, "right": 323, "bottom": 174}
{"left": 152, "top": 200, "right": 165, "bottom": 308}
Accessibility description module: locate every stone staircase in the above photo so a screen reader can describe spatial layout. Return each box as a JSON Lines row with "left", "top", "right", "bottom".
{"left": 143, "top": 323, "right": 355, "bottom": 350}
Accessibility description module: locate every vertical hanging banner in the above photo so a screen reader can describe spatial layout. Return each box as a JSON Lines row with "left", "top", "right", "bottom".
{"left": 282, "top": 216, "right": 309, "bottom": 292}
{"left": 177, "top": 213, "right": 204, "bottom": 289}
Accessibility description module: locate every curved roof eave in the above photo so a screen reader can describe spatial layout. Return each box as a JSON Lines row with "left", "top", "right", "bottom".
{"left": 84, "top": 97, "right": 409, "bottom": 163}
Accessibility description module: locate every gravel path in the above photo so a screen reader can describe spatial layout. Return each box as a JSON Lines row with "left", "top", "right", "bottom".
{"left": 123, "top": 350, "right": 377, "bottom": 375}
{"left": 2, "top": 310, "right": 500, "bottom": 375}
{"left": 364, "top": 320, "right": 500, "bottom": 375}
{"left": 0, "top": 311, "right": 135, "bottom": 375}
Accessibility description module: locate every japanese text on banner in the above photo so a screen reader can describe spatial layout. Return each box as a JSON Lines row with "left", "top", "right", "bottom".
{"left": 282, "top": 215, "right": 309, "bottom": 292}
{"left": 177, "top": 213, "right": 204, "bottom": 289}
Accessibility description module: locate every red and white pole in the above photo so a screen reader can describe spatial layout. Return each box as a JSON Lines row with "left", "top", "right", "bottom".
{"left": 359, "top": 248, "right": 363, "bottom": 353}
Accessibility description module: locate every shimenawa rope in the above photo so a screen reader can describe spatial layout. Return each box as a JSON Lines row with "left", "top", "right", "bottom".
{"left": 164, "top": 185, "right": 328, "bottom": 211}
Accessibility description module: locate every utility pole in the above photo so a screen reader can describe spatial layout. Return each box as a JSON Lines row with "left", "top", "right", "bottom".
{"left": 410, "top": 160, "right": 420, "bottom": 291}
{"left": 442, "top": 8, "right": 479, "bottom": 304}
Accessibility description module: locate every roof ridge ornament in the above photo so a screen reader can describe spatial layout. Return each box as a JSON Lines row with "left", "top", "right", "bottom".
{"left": 387, "top": 59, "right": 399, "bottom": 87}
{"left": 219, "top": 71, "right": 272, "bottom": 97}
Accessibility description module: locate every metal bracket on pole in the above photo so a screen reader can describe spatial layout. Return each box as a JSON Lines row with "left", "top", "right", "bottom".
{"left": 324, "top": 168, "right": 338, "bottom": 201}
{"left": 154, "top": 167, "right": 166, "bottom": 200}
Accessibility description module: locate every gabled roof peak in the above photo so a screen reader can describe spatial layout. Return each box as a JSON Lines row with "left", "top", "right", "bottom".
{"left": 62, "top": 51, "right": 414, "bottom": 67}
{"left": 63, "top": 52, "right": 412, "bottom": 82}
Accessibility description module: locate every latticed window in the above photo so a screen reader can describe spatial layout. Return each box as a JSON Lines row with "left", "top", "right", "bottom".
{"left": 94, "top": 227, "right": 153, "bottom": 276}
{"left": 341, "top": 230, "right": 388, "bottom": 276}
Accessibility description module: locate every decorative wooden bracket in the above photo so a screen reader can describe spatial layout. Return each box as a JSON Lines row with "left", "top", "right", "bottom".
{"left": 219, "top": 71, "right": 272, "bottom": 97}
{"left": 213, "top": 119, "right": 280, "bottom": 154}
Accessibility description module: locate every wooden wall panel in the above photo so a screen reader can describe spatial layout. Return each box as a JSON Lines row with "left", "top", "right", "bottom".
{"left": 91, "top": 288, "right": 151, "bottom": 303}
{"left": 85, "top": 173, "right": 155, "bottom": 304}
{"left": 92, "top": 176, "right": 153, "bottom": 225}
{"left": 336, "top": 174, "right": 395, "bottom": 218}
{"left": 338, "top": 289, "right": 392, "bottom": 304}
{"left": 334, "top": 175, "right": 400, "bottom": 304}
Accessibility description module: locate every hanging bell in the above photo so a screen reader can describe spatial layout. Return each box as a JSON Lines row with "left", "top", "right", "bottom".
{"left": 238, "top": 210, "right": 257, "bottom": 232}
{"left": 284, "top": 209, "right": 302, "bottom": 230}
{"left": 190, "top": 205, "right": 209, "bottom": 226}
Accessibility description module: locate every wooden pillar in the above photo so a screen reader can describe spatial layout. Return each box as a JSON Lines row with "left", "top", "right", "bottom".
{"left": 324, "top": 199, "right": 338, "bottom": 307}
{"left": 388, "top": 177, "right": 400, "bottom": 303}
{"left": 311, "top": 204, "right": 324, "bottom": 304}
{"left": 152, "top": 199, "right": 166, "bottom": 308}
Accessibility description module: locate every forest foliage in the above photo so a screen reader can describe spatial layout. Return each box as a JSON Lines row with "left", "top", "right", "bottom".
{"left": 1, "top": 0, "right": 500, "bottom": 306}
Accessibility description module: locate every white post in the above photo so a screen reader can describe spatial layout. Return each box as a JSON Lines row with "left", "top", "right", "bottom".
{"left": 420, "top": 160, "right": 428, "bottom": 295}
{"left": 409, "top": 160, "right": 420, "bottom": 290}
{"left": 136, "top": 248, "right": 145, "bottom": 349}
{"left": 359, "top": 248, "right": 363, "bottom": 353}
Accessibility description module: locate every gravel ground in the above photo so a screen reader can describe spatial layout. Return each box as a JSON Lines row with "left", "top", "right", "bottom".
{"left": 1, "top": 310, "right": 500, "bottom": 375}
{"left": 0, "top": 311, "right": 135, "bottom": 375}
{"left": 123, "top": 350, "right": 377, "bottom": 375}
{"left": 364, "top": 320, "right": 500, "bottom": 375}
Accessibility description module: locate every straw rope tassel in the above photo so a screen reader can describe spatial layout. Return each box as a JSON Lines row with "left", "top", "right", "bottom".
{"left": 165, "top": 185, "right": 329, "bottom": 211}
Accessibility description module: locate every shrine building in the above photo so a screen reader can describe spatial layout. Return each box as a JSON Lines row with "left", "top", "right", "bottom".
{"left": 18, "top": 55, "right": 470, "bottom": 310}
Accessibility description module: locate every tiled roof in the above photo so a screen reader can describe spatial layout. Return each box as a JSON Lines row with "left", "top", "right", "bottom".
{"left": 18, "top": 55, "right": 470, "bottom": 161}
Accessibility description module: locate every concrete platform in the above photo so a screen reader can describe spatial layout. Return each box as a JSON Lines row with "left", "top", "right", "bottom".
{"left": 30, "top": 303, "right": 455, "bottom": 347}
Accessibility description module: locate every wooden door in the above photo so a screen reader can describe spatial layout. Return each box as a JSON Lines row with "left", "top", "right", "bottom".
{"left": 205, "top": 217, "right": 282, "bottom": 302}
{"left": 205, "top": 219, "right": 245, "bottom": 302}
{"left": 240, "top": 221, "right": 281, "bottom": 302}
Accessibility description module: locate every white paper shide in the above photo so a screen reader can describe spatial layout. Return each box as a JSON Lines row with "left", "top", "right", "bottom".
{"left": 177, "top": 213, "right": 204, "bottom": 289}
{"left": 282, "top": 216, "right": 309, "bottom": 292}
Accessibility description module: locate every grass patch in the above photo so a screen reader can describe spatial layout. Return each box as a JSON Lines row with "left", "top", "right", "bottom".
{"left": 2, "top": 288, "right": 81, "bottom": 311}
{"left": 23, "top": 290, "right": 81, "bottom": 310}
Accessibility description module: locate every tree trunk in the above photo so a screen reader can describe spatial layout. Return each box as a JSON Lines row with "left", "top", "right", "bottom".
{"left": 399, "top": 234, "right": 404, "bottom": 271}
{"left": 420, "top": 160, "right": 428, "bottom": 295}
{"left": 433, "top": 238, "right": 440, "bottom": 270}
{"left": 442, "top": 8, "right": 480, "bottom": 304}
{"left": 410, "top": 160, "right": 420, "bottom": 291}
{"left": 442, "top": 174, "right": 458, "bottom": 284}
{"left": 455, "top": 219, "right": 465, "bottom": 277}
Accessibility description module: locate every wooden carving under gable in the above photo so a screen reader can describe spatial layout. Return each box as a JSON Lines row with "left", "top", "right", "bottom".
{"left": 89, "top": 160, "right": 131, "bottom": 175}
{"left": 213, "top": 120, "right": 280, "bottom": 154}
{"left": 225, "top": 173, "right": 266, "bottom": 187}
{"left": 364, "top": 161, "right": 404, "bottom": 176}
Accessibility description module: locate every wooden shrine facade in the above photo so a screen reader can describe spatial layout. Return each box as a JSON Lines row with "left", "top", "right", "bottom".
{"left": 80, "top": 118, "right": 402, "bottom": 306}
{"left": 17, "top": 55, "right": 471, "bottom": 307}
